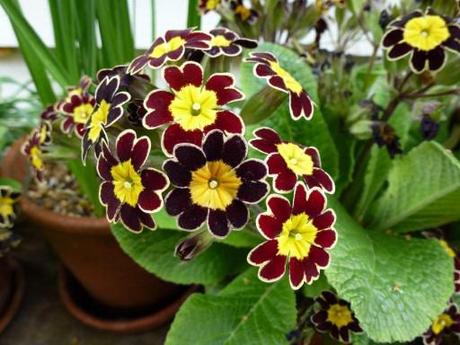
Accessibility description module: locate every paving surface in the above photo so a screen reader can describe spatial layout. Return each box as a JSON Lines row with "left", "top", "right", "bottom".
{"left": 0, "top": 224, "right": 168, "bottom": 345}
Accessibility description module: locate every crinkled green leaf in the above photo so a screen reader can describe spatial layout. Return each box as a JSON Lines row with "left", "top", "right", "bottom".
{"left": 166, "top": 269, "right": 296, "bottom": 345}
{"left": 111, "top": 224, "right": 247, "bottom": 285}
{"left": 326, "top": 199, "right": 453, "bottom": 342}
{"left": 366, "top": 141, "right": 460, "bottom": 232}
{"left": 240, "top": 42, "right": 339, "bottom": 178}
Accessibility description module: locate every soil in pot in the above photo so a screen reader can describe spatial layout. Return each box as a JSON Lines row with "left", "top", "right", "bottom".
{"left": 1, "top": 139, "right": 185, "bottom": 331}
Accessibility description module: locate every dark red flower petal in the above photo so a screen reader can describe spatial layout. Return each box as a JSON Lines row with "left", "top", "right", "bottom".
{"left": 116, "top": 130, "right": 135, "bottom": 162}
{"left": 304, "top": 147, "right": 321, "bottom": 167}
{"left": 305, "top": 168, "right": 335, "bottom": 194}
{"left": 388, "top": 42, "right": 412, "bottom": 59}
{"left": 382, "top": 29, "right": 403, "bottom": 47}
{"left": 163, "top": 160, "right": 192, "bottom": 187}
{"left": 131, "top": 136, "right": 150, "bottom": 170}
{"left": 119, "top": 204, "right": 142, "bottom": 233}
{"left": 304, "top": 189, "right": 326, "bottom": 218}
{"left": 99, "top": 181, "right": 120, "bottom": 221}
{"left": 207, "top": 110, "right": 244, "bottom": 134}
{"left": 236, "top": 159, "right": 267, "bottom": 181}
{"left": 250, "top": 128, "right": 281, "bottom": 153}
{"left": 427, "top": 47, "right": 445, "bottom": 71}
{"left": 222, "top": 135, "right": 247, "bottom": 167}
{"left": 164, "top": 62, "right": 203, "bottom": 91}
{"left": 162, "top": 124, "right": 203, "bottom": 156}
{"left": 320, "top": 291, "right": 338, "bottom": 305}
{"left": 222, "top": 45, "right": 242, "bottom": 56}
{"left": 268, "top": 75, "right": 287, "bottom": 91}
{"left": 143, "top": 90, "right": 174, "bottom": 129}
{"left": 205, "top": 74, "right": 244, "bottom": 105}
{"left": 128, "top": 54, "right": 150, "bottom": 75}
{"left": 165, "top": 188, "right": 192, "bottom": 216}
{"left": 237, "top": 181, "right": 268, "bottom": 203}
{"left": 315, "top": 229, "right": 337, "bottom": 249}
{"left": 267, "top": 153, "right": 287, "bottom": 174}
{"left": 267, "top": 195, "right": 291, "bottom": 222}
{"left": 313, "top": 210, "right": 335, "bottom": 230}
{"left": 410, "top": 50, "right": 428, "bottom": 73}
{"left": 444, "top": 37, "right": 460, "bottom": 53}
{"left": 178, "top": 204, "right": 208, "bottom": 230}
{"left": 311, "top": 310, "right": 328, "bottom": 325}
{"left": 138, "top": 211, "right": 156, "bottom": 230}
{"left": 255, "top": 64, "right": 276, "bottom": 77}
{"left": 259, "top": 255, "right": 286, "bottom": 282}
{"left": 208, "top": 210, "right": 230, "bottom": 238}
{"left": 97, "top": 156, "right": 113, "bottom": 180}
{"left": 141, "top": 168, "right": 169, "bottom": 191}
{"left": 274, "top": 170, "right": 297, "bottom": 192}
{"left": 257, "top": 214, "right": 283, "bottom": 239}
{"left": 138, "top": 189, "right": 162, "bottom": 212}
{"left": 348, "top": 321, "right": 363, "bottom": 333}
{"left": 248, "top": 239, "right": 278, "bottom": 265}
{"left": 309, "top": 246, "right": 330, "bottom": 267}
{"left": 203, "top": 130, "right": 224, "bottom": 161}
{"left": 292, "top": 183, "right": 308, "bottom": 215}
{"left": 289, "top": 258, "right": 305, "bottom": 289}
{"left": 303, "top": 259, "right": 319, "bottom": 283}
{"left": 290, "top": 91, "right": 313, "bottom": 120}
{"left": 226, "top": 200, "right": 249, "bottom": 229}
{"left": 174, "top": 144, "right": 206, "bottom": 171}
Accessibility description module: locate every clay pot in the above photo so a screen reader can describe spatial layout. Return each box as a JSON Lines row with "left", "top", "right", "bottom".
{"left": 0, "top": 257, "right": 25, "bottom": 334}
{"left": 1, "top": 139, "right": 186, "bottom": 332}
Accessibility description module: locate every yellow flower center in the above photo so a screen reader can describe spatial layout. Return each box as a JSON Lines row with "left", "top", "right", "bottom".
{"left": 30, "top": 146, "right": 43, "bottom": 170}
{"left": 403, "top": 15, "right": 450, "bottom": 51}
{"left": 206, "top": 0, "right": 220, "bottom": 10}
{"left": 73, "top": 103, "right": 95, "bottom": 124}
{"left": 432, "top": 313, "right": 454, "bottom": 335}
{"left": 269, "top": 62, "right": 302, "bottom": 94}
{"left": 39, "top": 124, "right": 48, "bottom": 144}
{"left": 277, "top": 143, "right": 314, "bottom": 176}
{"left": 439, "top": 239, "right": 456, "bottom": 258}
{"left": 111, "top": 160, "right": 144, "bottom": 207}
{"left": 0, "top": 197, "right": 14, "bottom": 219}
{"left": 169, "top": 85, "right": 218, "bottom": 131}
{"left": 88, "top": 100, "right": 110, "bottom": 142}
{"left": 150, "top": 36, "right": 186, "bottom": 59}
{"left": 190, "top": 160, "right": 241, "bottom": 210}
{"left": 327, "top": 304, "right": 353, "bottom": 328}
{"left": 210, "top": 35, "right": 232, "bottom": 47}
{"left": 235, "top": 5, "right": 251, "bottom": 21}
{"left": 277, "top": 213, "right": 318, "bottom": 259}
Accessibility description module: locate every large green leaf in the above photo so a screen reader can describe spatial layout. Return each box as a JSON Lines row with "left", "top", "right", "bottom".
{"left": 326, "top": 199, "right": 453, "bottom": 342}
{"left": 112, "top": 224, "right": 248, "bottom": 285}
{"left": 240, "top": 42, "right": 339, "bottom": 178}
{"left": 166, "top": 269, "right": 296, "bottom": 345}
{"left": 366, "top": 141, "right": 460, "bottom": 232}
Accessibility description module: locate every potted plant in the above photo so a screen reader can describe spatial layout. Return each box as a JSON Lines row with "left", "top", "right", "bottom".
{"left": 0, "top": 179, "right": 24, "bottom": 334}
{"left": 0, "top": 0, "right": 197, "bottom": 332}
{"left": 69, "top": 1, "right": 460, "bottom": 344}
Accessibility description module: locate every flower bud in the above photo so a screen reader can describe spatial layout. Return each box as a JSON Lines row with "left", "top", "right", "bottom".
{"left": 175, "top": 230, "right": 213, "bottom": 261}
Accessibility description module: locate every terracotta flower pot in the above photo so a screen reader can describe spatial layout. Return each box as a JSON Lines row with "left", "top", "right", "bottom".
{"left": 1, "top": 139, "right": 187, "bottom": 332}
{"left": 0, "top": 257, "right": 25, "bottom": 334}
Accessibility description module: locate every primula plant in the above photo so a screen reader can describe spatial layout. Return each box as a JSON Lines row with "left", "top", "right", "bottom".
{"left": 0, "top": 180, "right": 21, "bottom": 257}
{"left": 11, "top": 0, "right": 460, "bottom": 344}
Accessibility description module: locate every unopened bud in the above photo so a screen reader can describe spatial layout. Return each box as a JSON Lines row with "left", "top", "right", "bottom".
{"left": 175, "top": 230, "right": 213, "bottom": 261}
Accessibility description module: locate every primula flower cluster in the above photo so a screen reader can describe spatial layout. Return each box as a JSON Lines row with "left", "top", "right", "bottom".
{"left": 24, "top": 27, "right": 337, "bottom": 291}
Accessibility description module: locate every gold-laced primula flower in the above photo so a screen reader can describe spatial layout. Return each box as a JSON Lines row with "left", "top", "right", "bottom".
{"left": 423, "top": 303, "right": 460, "bottom": 345}
{"left": 143, "top": 61, "right": 245, "bottom": 155}
{"left": 60, "top": 89, "right": 96, "bottom": 138}
{"left": 250, "top": 127, "right": 334, "bottom": 194}
{"left": 163, "top": 130, "right": 269, "bottom": 238}
{"left": 37, "top": 120, "right": 52, "bottom": 146}
{"left": 0, "top": 186, "right": 20, "bottom": 228}
{"left": 128, "top": 29, "right": 211, "bottom": 74}
{"left": 199, "top": 0, "right": 221, "bottom": 14}
{"left": 21, "top": 130, "right": 46, "bottom": 182}
{"left": 246, "top": 52, "right": 314, "bottom": 121}
{"left": 382, "top": 10, "right": 460, "bottom": 73}
{"left": 82, "top": 75, "right": 131, "bottom": 161}
{"left": 311, "top": 291, "right": 362, "bottom": 343}
{"left": 248, "top": 183, "right": 336, "bottom": 289}
{"left": 205, "top": 28, "right": 257, "bottom": 57}
{"left": 229, "top": 0, "right": 258, "bottom": 25}
{"left": 97, "top": 129, "right": 169, "bottom": 233}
